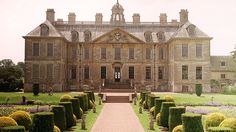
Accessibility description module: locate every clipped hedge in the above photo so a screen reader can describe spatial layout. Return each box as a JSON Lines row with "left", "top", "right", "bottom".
{"left": 164, "top": 95, "right": 174, "bottom": 102}
{"left": 70, "top": 98, "right": 81, "bottom": 119}
{"left": 148, "top": 94, "right": 159, "bottom": 109}
{"left": 0, "top": 126, "right": 25, "bottom": 132}
{"left": 160, "top": 102, "right": 176, "bottom": 127}
{"left": 53, "top": 125, "right": 61, "bottom": 132}
{"left": 60, "top": 94, "right": 72, "bottom": 102}
{"left": 172, "top": 125, "right": 183, "bottom": 132}
{"left": 9, "top": 111, "right": 32, "bottom": 130}
{"left": 144, "top": 93, "right": 151, "bottom": 109}
{"left": 195, "top": 84, "right": 202, "bottom": 96}
{"left": 0, "top": 116, "right": 18, "bottom": 128}
{"left": 51, "top": 106, "right": 66, "bottom": 131}
{"left": 208, "top": 127, "right": 233, "bottom": 132}
{"left": 156, "top": 113, "right": 161, "bottom": 125}
{"left": 219, "top": 118, "right": 236, "bottom": 131}
{"left": 74, "top": 95, "right": 86, "bottom": 112}
{"left": 140, "top": 91, "right": 147, "bottom": 104}
{"left": 83, "top": 93, "right": 89, "bottom": 111}
{"left": 59, "top": 102, "right": 74, "bottom": 128}
{"left": 205, "top": 112, "right": 226, "bottom": 130}
{"left": 182, "top": 113, "right": 204, "bottom": 132}
{"left": 154, "top": 98, "right": 166, "bottom": 117}
{"left": 168, "top": 107, "right": 186, "bottom": 132}
{"left": 31, "top": 112, "right": 54, "bottom": 132}
{"left": 32, "top": 84, "right": 39, "bottom": 96}
{"left": 84, "top": 91, "right": 95, "bottom": 102}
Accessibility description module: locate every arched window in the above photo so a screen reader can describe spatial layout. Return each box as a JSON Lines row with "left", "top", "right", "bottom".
{"left": 40, "top": 24, "right": 49, "bottom": 36}
{"left": 144, "top": 31, "right": 153, "bottom": 43}
{"left": 157, "top": 31, "right": 165, "bottom": 42}
{"left": 84, "top": 30, "right": 92, "bottom": 42}
{"left": 187, "top": 24, "right": 196, "bottom": 36}
{"left": 71, "top": 30, "right": 79, "bottom": 42}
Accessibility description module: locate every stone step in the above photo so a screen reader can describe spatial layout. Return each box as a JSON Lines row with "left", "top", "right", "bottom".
{"left": 101, "top": 88, "right": 135, "bottom": 93}
{"left": 105, "top": 96, "right": 130, "bottom": 103}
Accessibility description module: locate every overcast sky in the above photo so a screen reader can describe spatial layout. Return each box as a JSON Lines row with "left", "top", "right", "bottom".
{"left": 0, "top": 0, "right": 236, "bottom": 63}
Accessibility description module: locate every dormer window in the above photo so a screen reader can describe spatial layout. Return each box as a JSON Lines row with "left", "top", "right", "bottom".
{"left": 157, "top": 31, "right": 165, "bottom": 42}
{"left": 84, "top": 30, "right": 92, "bottom": 42}
{"left": 144, "top": 31, "right": 153, "bottom": 43}
{"left": 71, "top": 30, "right": 79, "bottom": 42}
{"left": 187, "top": 24, "right": 196, "bottom": 36}
{"left": 221, "top": 61, "right": 226, "bottom": 67}
{"left": 40, "top": 24, "right": 49, "bottom": 36}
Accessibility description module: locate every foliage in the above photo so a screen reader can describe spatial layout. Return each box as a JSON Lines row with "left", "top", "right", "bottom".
{"left": 59, "top": 102, "right": 74, "bottom": 128}
{"left": 156, "top": 113, "right": 161, "bottom": 125}
{"left": 223, "top": 84, "right": 236, "bottom": 95}
{"left": 84, "top": 91, "right": 95, "bottom": 102}
{"left": 0, "top": 126, "right": 25, "bottom": 132}
{"left": 32, "top": 84, "right": 39, "bottom": 96}
{"left": 164, "top": 95, "right": 174, "bottom": 102}
{"left": 196, "top": 84, "right": 203, "bottom": 96}
{"left": 208, "top": 127, "right": 233, "bottom": 132}
{"left": 182, "top": 113, "right": 204, "bottom": 132}
{"left": 89, "top": 100, "right": 95, "bottom": 109}
{"left": 0, "top": 116, "right": 18, "bottom": 128}
{"left": 53, "top": 125, "right": 61, "bottom": 132}
{"left": 51, "top": 106, "right": 66, "bottom": 131}
{"left": 205, "top": 112, "right": 226, "bottom": 130}
{"left": 74, "top": 94, "right": 86, "bottom": 112}
{"left": 160, "top": 102, "right": 176, "bottom": 127}
{"left": 30, "top": 112, "right": 54, "bottom": 132}
{"left": 9, "top": 111, "right": 32, "bottom": 130}
{"left": 148, "top": 94, "right": 159, "bottom": 109}
{"left": 149, "top": 106, "right": 155, "bottom": 115}
{"left": 70, "top": 98, "right": 81, "bottom": 119}
{"left": 59, "top": 94, "right": 72, "bottom": 102}
{"left": 172, "top": 125, "right": 183, "bottom": 132}
{"left": 168, "top": 107, "right": 186, "bottom": 132}
{"left": 219, "top": 118, "right": 236, "bottom": 132}
{"left": 154, "top": 98, "right": 166, "bottom": 118}
{"left": 72, "top": 114, "right": 77, "bottom": 126}
{"left": 211, "top": 79, "right": 221, "bottom": 89}
{"left": 0, "top": 106, "right": 27, "bottom": 117}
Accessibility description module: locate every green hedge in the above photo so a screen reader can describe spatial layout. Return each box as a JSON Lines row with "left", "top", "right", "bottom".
{"left": 32, "top": 84, "right": 39, "bottom": 96}
{"left": 144, "top": 93, "right": 151, "bottom": 109}
{"left": 208, "top": 127, "right": 233, "bottom": 132}
{"left": 31, "top": 112, "right": 54, "bottom": 132}
{"left": 9, "top": 111, "right": 32, "bottom": 130}
{"left": 51, "top": 106, "right": 66, "bottom": 131}
{"left": 70, "top": 98, "right": 81, "bottom": 119}
{"left": 168, "top": 107, "right": 186, "bottom": 132}
{"left": 159, "top": 102, "right": 176, "bottom": 127}
{"left": 59, "top": 102, "right": 74, "bottom": 128}
{"left": 1, "top": 126, "right": 25, "bottom": 132}
{"left": 84, "top": 93, "right": 89, "bottom": 111}
{"left": 182, "top": 113, "right": 204, "bottom": 132}
{"left": 74, "top": 95, "right": 85, "bottom": 112}
{"left": 154, "top": 99, "right": 166, "bottom": 117}
{"left": 140, "top": 91, "right": 150, "bottom": 104}
{"left": 84, "top": 91, "right": 95, "bottom": 102}
{"left": 195, "top": 84, "right": 202, "bottom": 96}
{"left": 147, "top": 94, "right": 159, "bottom": 109}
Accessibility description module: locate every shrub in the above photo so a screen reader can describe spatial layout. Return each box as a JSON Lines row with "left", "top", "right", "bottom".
{"left": 148, "top": 94, "right": 159, "bottom": 109}
{"left": 72, "top": 114, "right": 77, "bottom": 126}
{"left": 0, "top": 126, "right": 25, "bottom": 132}
{"left": 84, "top": 91, "right": 95, "bottom": 102}
{"left": 195, "top": 84, "right": 202, "bottom": 96}
{"left": 74, "top": 95, "right": 86, "bottom": 112}
{"left": 59, "top": 102, "right": 74, "bottom": 128}
{"left": 219, "top": 118, "right": 236, "bottom": 131}
{"left": 32, "top": 84, "right": 39, "bottom": 96}
{"left": 182, "top": 113, "right": 204, "bottom": 132}
{"left": 83, "top": 93, "right": 89, "bottom": 111}
{"left": 89, "top": 100, "right": 95, "bottom": 109}
{"left": 154, "top": 98, "right": 166, "bottom": 117}
{"left": 172, "top": 125, "right": 183, "bottom": 132}
{"left": 156, "top": 113, "right": 161, "bottom": 125}
{"left": 80, "top": 108, "right": 83, "bottom": 118}
{"left": 31, "top": 112, "right": 54, "bottom": 132}
{"left": 160, "top": 102, "right": 176, "bottom": 127}
{"left": 149, "top": 106, "right": 155, "bottom": 116}
{"left": 208, "top": 127, "right": 233, "bottom": 132}
{"left": 59, "top": 94, "right": 72, "bottom": 102}
{"left": 168, "top": 107, "right": 186, "bottom": 132}
{"left": 9, "top": 111, "right": 32, "bottom": 130}
{"left": 205, "top": 112, "right": 226, "bottom": 130}
{"left": 164, "top": 95, "right": 174, "bottom": 102}
{"left": 142, "top": 101, "right": 147, "bottom": 109}
{"left": 144, "top": 93, "right": 150, "bottom": 109}
{"left": 140, "top": 91, "right": 147, "bottom": 103}
{"left": 0, "top": 116, "right": 18, "bottom": 128}
{"left": 53, "top": 125, "right": 61, "bottom": 132}
{"left": 70, "top": 98, "right": 81, "bottom": 119}
{"left": 51, "top": 106, "right": 66, "bottom": 131}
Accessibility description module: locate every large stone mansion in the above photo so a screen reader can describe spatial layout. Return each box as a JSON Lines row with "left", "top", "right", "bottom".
{"left": 23, "top": 1, "right": 235, "bottom": 92}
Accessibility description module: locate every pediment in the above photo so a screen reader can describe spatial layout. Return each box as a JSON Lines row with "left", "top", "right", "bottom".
{"left": 93, "top": 28, "right": 144, "bottom": 43}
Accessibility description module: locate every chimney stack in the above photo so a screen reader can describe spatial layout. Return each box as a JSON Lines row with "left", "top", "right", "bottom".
{"left": 133, "top": 13, "right": 140, "bottom": 24}
{"left": 159, "top": 13, "right": 167, "bottom": 25}
{"left": 46, "top": 9, "right": 55, "bottom": 23}
{"left": 95, "top": 13, "right": 103, "bottom": 24}
{"left": 68, "top": 12, "right": 76, "bottom": 25}
{"left": 56, "top": 18, "right": 63, "bottom": 24}
{"left": 179, "top": 9, "right": 188, "bottom": 24}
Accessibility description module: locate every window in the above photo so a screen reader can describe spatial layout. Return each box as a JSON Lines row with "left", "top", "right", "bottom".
{"left": 144, "top": 31, "right": 153, "bottom": 42}
{"left": 182, "top": 85, "right": 189, "bottom": 92}
{"left": 101, "top": 48, "right": 106, "bottom": 59}
{"left": 221, "top": 61, "right": 226, "bottom": 66}
{"left": 33, "top": 43, "right": 39, "bottom": 56}
{"left": 40, "top": 24, "right": 49, "bottom": 36}
{"left": 101, "top": 66, "right": 106, "bottom": 79}
{"left": 196, "top": 66, "right": 202, "bottom": 80}
{"left": 157, "top": 31, "right": 165, "bottom": 42}
{"left": 71, "top": 65, "right": 76, "bottom": 79}
{"left": 129, "top": 66, "right": 134, "bottom": 79}
{"left": 182, "top": 44, "right": 188, "bottom": 57}
{"left": 84, "top": 30, "right": 92, "bottom": 42}
{"left": 47, "top": 43, "right": 53, "bottom": 56}
{"left": 187, "top": 24, "right": 196, "bottom": 36}
{"left": 146, "top": 48, "right": 151, "bottom": 60}
{"left": 129, "top": 48, "right": 134, "bottom": 59}
{"left": 84, "top": 48, "right": 89, "bottom": 59}
{"left": 158, "top": 66, "right": 164, "bottom": 79}
{"left": 182, "top": 65, "right": 188, "bottom": 80}
{"left": 47, "top": 64, "right": 53, "bottom": 79}
{"left": 72, "top": 49, "right": 77, "bottom": 59}
{"left": 196, "top": 44, "right": 202, "bottom": 57}
{"left": 32, "top": 64, "right": 39, "bottom": 79}
{"left": 221, "top": 74, "right": 226, "bottom": 79}
{"left": 71, "top": 30, "right": 79, "bottom": 42}
{"left": 159, "top": 48, "right": 164, "bottom": 60}
{"left": 84, "top": 66, "right": 89, "bottom": 79}
{"left": 115, "top": 48, "right": 121, "bottom": 60}
{"left": 146, "top": 66, "right": 151, "bottom": 80}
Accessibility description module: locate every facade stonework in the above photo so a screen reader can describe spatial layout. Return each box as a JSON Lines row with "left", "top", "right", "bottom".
{"left": 24, "top": 2, "right": 219, "bottom": 92}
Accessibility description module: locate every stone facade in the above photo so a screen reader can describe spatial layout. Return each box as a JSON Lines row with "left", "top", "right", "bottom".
{"left": 24, "top": 1, "right": 215, "bottom": 92}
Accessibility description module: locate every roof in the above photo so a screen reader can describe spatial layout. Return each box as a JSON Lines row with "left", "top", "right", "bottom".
{"left": 211, "top": 56, "right": 236, "bottom": 72}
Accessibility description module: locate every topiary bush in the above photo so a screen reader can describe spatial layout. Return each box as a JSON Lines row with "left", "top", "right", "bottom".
{"left": 154, "top": 98, "right": 166, "bottom": 118}
{"left": 156, "top": 113, "right": 161, "bottom": 125}
{"left": 83, "top": 93, "right": 89, "bottom": 111}
{"left": 205, "top": 112, "right": 226, "bottom": 130}
{"left": 0, "top": 116, "right": 18, "bottom": 128}
{"left": 148, "top": 94, "right": 159, "bottom": 109}
{"left": 168, "top": 107, "right": 186, "bottom": 132}
{"left": 195, "top": 84, "right": 202, "bottom": 96}
{"left": 53, "top": 125, "right": 61, "bottom": 132}
{"left": 144, "top": 93, "right": 151, "bottom": 109}
{"left": 160, "top": 102, "right": 176, "bottom": 127}
{"left": 0, "top": 126, "right": 25, "bottom": 132}
{"left": 70, "top": 98, "right": 81, "bottom": 119}
{"left": 31, "top": 112, "right": 54, "bottom": 132}
{"left": 149, "top": 106, "right": 155, "bottom": 116}
{"left": 140, "top": 91, "right": 147, "bottom": 104}
{"left": 172, "top": 125, "right": 183, "bottom": 132}
{"left": 208, "top": 127, "right": 233, "bottom": 132}
{"left": 89, "top": 100, "right": 95, "bottom": 109}
{"left": 32, "top": 84, "right": 39, "bottom": 96}
{"left": 59, "top": 102, "right": 74, "bottom": 128}
{"left": 164, "top": 95, "right": 174, "bottom": 102}
{"left": 84, "top": 91, "right": 95, "bottom": 102}
{"left": 9, "top": 111, "right": 32, "bottom": 130}
{"left": 182, "top": 113, "right": 204, "bottom": 132}
{"left": 74, "top": 95, "right": 85, "bottom": 112}
{"left": 72, "top": 114, "right": 77, "bottom": 126}
{"left": 51, "top": 106, "right": 66, "bottom": 131}
{"left": 80, "top": 108, "right": 83, "bottom": 118}
{"left": 60, "top": 94, "right": 72, "bottom": 102}
{"left": 219, "top": 118, "right": 236, "bottom": 131}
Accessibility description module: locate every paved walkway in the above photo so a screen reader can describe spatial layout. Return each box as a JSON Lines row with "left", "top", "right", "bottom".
{"left": 91, "top": 103, "right": 145, "bottom": 132}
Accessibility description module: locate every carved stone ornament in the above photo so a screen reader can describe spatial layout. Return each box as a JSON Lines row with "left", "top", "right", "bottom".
{"left": 108, "top": 32, "right": 128, "bottom": 43}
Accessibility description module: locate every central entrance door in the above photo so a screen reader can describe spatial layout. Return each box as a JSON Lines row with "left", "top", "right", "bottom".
{"left": 114, "top": 67, "right": 121, "bottom": 82}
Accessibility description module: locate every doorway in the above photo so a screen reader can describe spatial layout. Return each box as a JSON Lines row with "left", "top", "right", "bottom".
{"left": 114, "top": 67, "right": 121, "bottom": 82}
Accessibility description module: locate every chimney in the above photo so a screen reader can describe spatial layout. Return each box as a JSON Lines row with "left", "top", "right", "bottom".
{"left": 95, "top": 13, "right": 103, "bottom": 24}
{"left": 68, "top": 12, "right": 76, "bottom": 25}
{"left": 159, "top": 13, "right": 167, "bottom": 25}
{"left": 179, "top": 9, "right": 188, "bottom": 24}
{"left": 171, "top": 19, "right": 178, "bottom": 24}
{"left": 56, "top": 18, "right": 63, "bottom": 24}
{"left": 133, "top": 13, "right": 140, "bottom": 24}
{"left": 46, "top": 9, "right": 55, "bottom": 23}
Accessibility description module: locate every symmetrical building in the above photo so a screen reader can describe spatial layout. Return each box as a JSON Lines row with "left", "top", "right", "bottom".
{"left": 23, "top": 1, "right": 234, "bottom": 92}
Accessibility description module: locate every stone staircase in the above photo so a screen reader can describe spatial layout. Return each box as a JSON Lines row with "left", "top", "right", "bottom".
{"left": 105, "top": 96, "right": 130, "bottom": 103}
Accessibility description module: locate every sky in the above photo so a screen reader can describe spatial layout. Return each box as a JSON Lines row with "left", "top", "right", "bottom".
{"left": 0, "top": 0, "right": 236, "bottom": 63}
